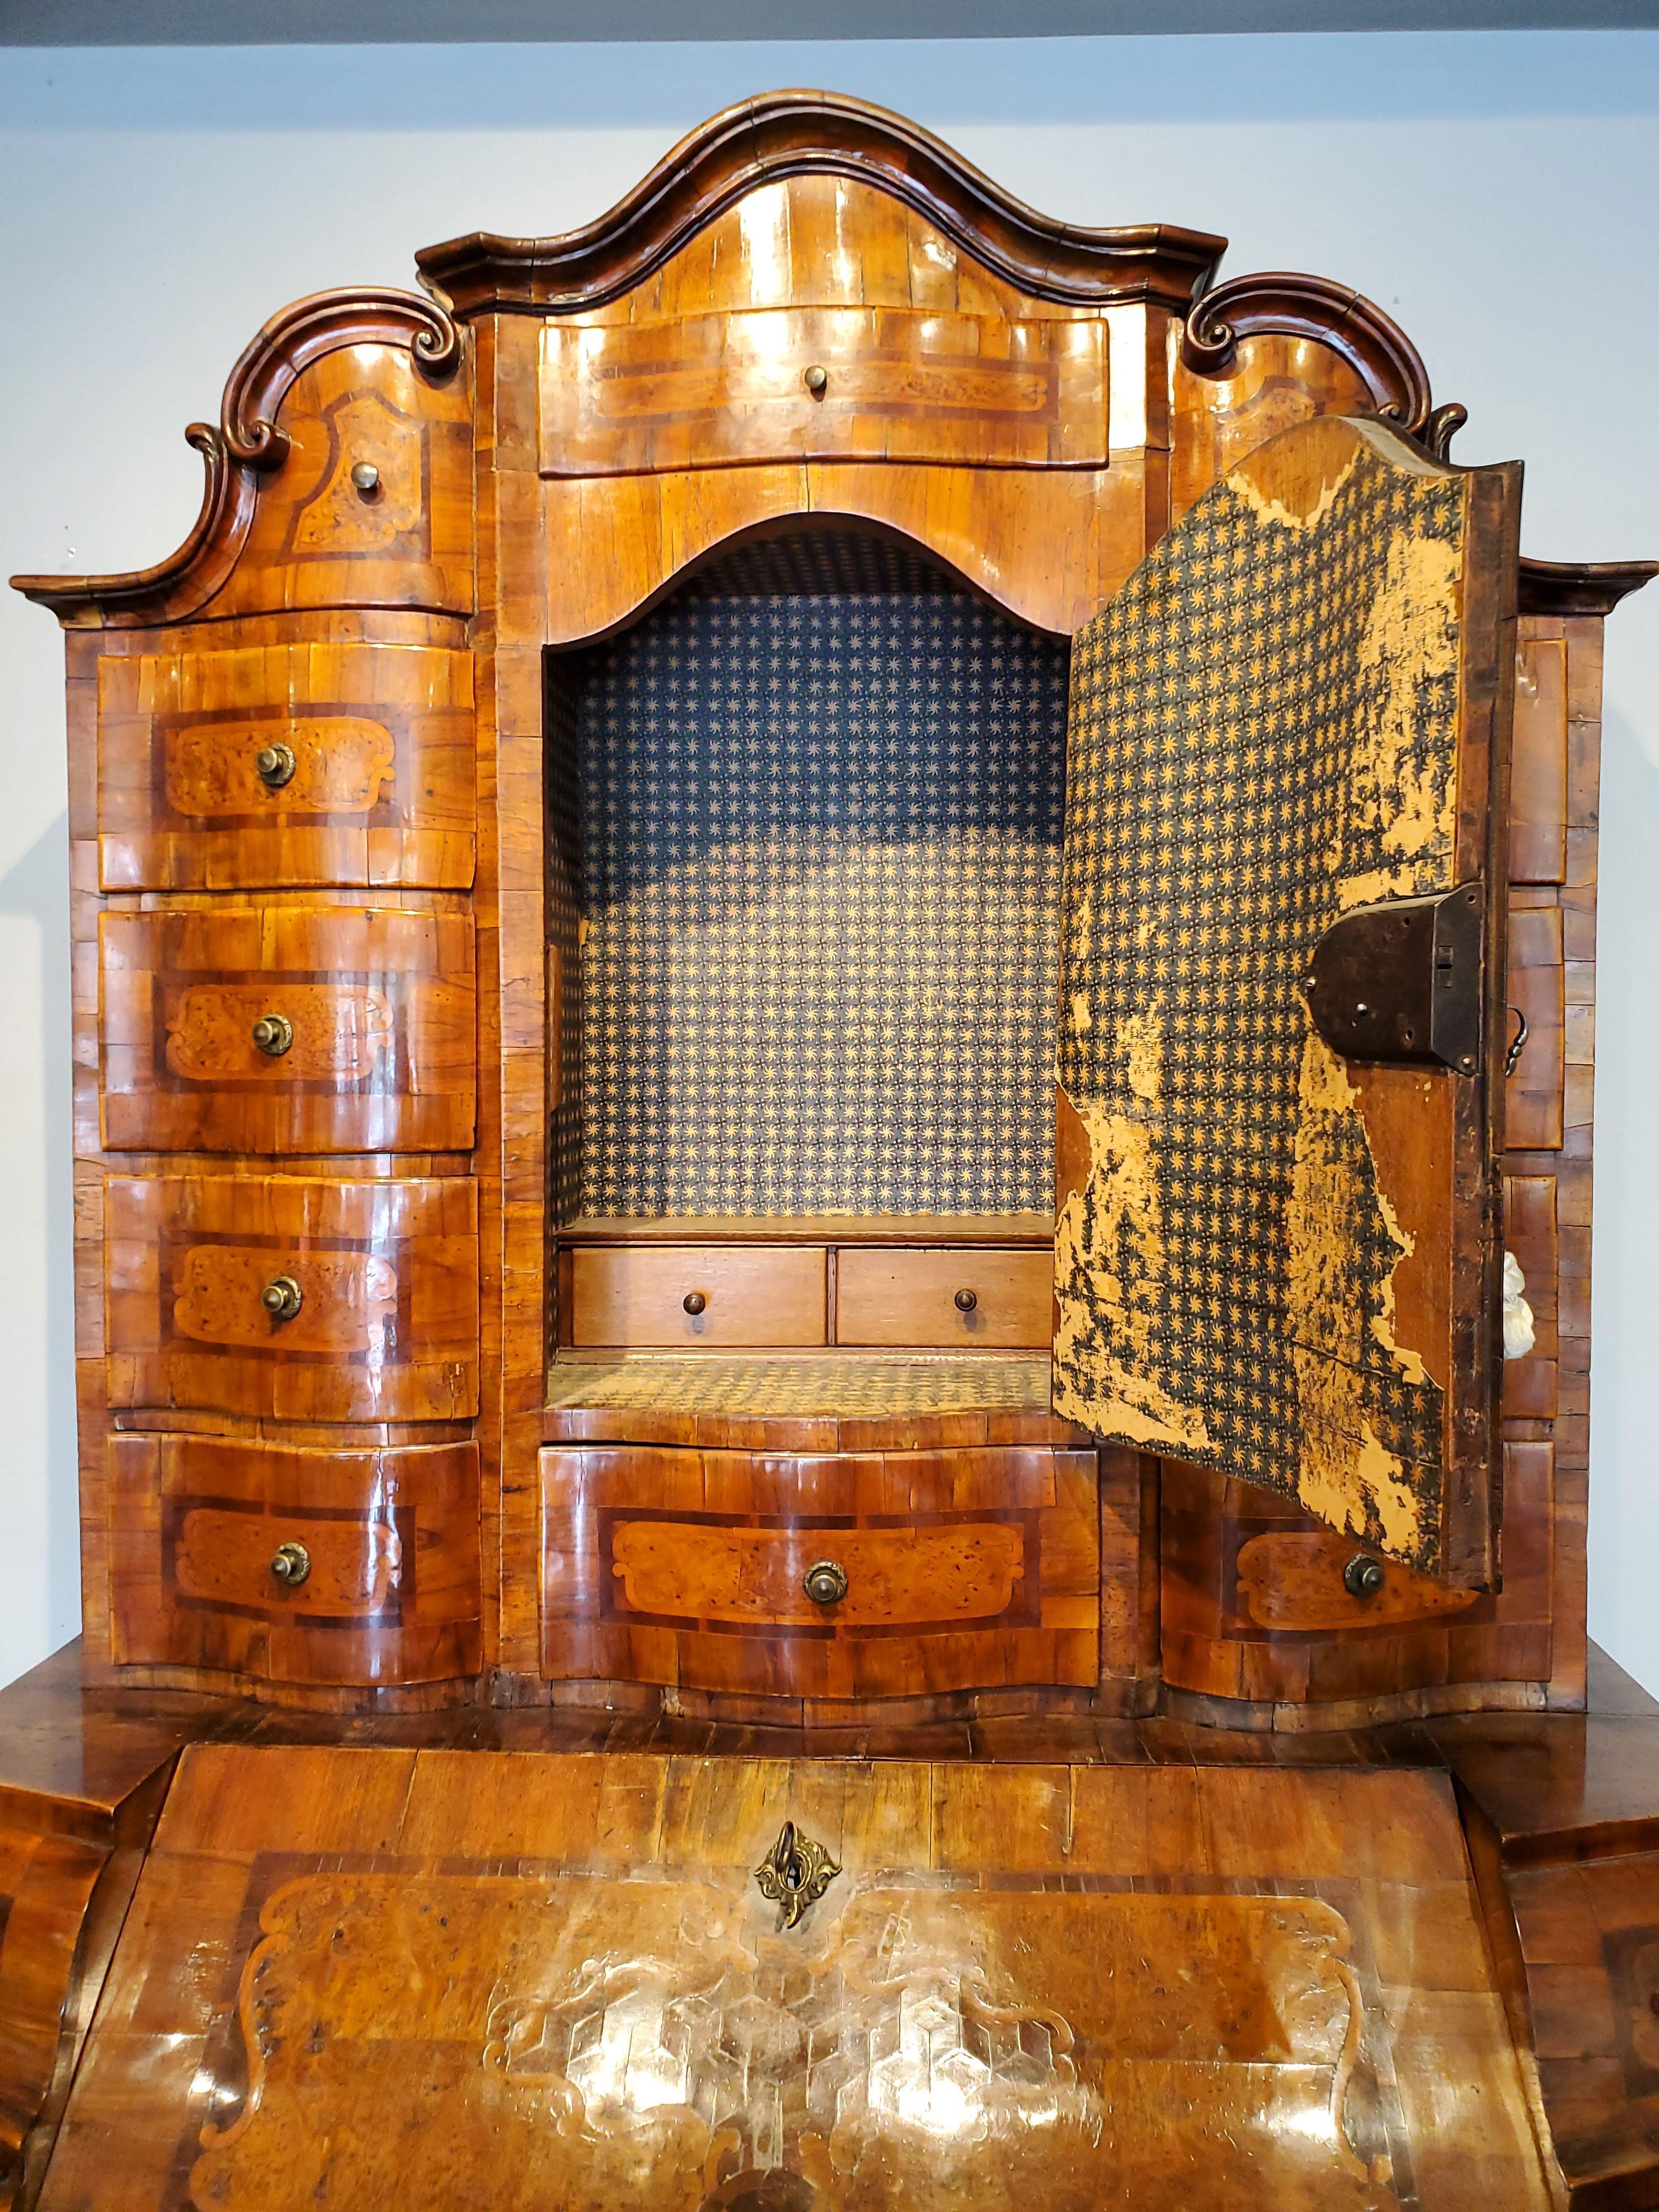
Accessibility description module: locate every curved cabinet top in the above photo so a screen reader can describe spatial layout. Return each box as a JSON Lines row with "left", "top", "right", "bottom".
{"left": 12, "top": 290, "right": 471, "bottom": 631}
{"left": 416, "top": 89, "right": 1227, "bottom": 318}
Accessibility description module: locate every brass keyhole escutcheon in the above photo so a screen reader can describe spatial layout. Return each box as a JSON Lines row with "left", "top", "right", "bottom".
{"left": 803, "top": 363, "right": 828, "bottom": 396}
{"left": 803, "top": 1559, "right": 848, "bottom": 1607}
{"left": 683, "top": 1290, "right": 708, "bottom": 1316}
{"left": 261, "top": 1275, "right": 303, "bottom": 1323}
{"left": 349, "top": 460, "right": 381, "bottom": 495}
{"left": 269, "top": 1541, "right": 311, "bottom": 1588}
{"left": 1343, "top": 1554, "right": 1385, "bottom": 1600}
{"left": 753, "top": 1820, "right": 840, "bottom": 1929}
{"left": 953, "top": 1286, "right": 978, "bottom": 1313}
{"left": 251, "top": 1013, "right": 293, "bottom": 1058}
{"left": 255, "top": 741, "right": 296, "bottom": 789}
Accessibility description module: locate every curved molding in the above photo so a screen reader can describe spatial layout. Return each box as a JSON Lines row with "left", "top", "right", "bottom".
{"left": 12, "top": 287, "right": 463, "bottom": 629}
{"left": 1518, "top": 555, "right": 1659, "bottom": 618}
{"left": 416, "top": 89, "right": 1227, "bottom": 318}
{"left": 1182, "top": 271, "right": 1434, "bottom": 435}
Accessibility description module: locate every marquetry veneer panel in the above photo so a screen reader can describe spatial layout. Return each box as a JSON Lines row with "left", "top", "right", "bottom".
{"left": 105, "top": 1175, "right": 478, "bottom": 1422}
{"left": 99, "top": 905, "right": 475, "bottom": 1153}
{"left": 540, "top": 1442, "right": 1098, "bottom": 1699}
{"left": 98, "top": 641, "right": 475, "bottom": 891}
{"left": 211, "top": 345, "right": 474, "bottom": 620}
{"left": 541, "top": 305, "right": 1111, "bottom": 475}
{"left": 109, "top": 1433, "right": 481, "bottom": 1687}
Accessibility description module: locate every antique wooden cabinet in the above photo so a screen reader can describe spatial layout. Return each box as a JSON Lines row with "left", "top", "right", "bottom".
{"left": 14, "top": 93, "right": 1656, "bottom": 1729}
{"left": 7, "top": 89, "right": 1659, "bottom": 2212}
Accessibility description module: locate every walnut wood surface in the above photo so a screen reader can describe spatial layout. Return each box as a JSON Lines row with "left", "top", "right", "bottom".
{"left": 108, "top": 1434, "right": 481, "bottom": 1691}
{"left": 104, "top": 1175, "right": 478, "bottom": 1423}
{"left": 98, "top": 641, "right": 476, "bottom": 892}
{"left": 99, "top": 904, "right": 475, "bottom": 1153}
{"left": 834, "top": 1247, "right": 1051, "bottom": 1349}
{"left": 8, "top": 97, "right": 1654, "bottom": 1728}
{"left": 33, "top": 1741, "right": 1553, "bottom": 2211}
{"left": 569, "top": 1245, "right": 829, "bottom": 1348}
{"left": 542, "top": 303, "right": 1113, "bottom": 476}
{"left": 540, "top": 1442, "right": 1099, "bottom": 1700}
{"left": 416, "top": 90, "right": 1227, "bottom": 318}
{"left": 12, "top": 297, "right": 469, "bottom": 630}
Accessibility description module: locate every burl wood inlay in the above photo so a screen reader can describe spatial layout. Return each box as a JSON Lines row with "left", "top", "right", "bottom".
{"left": 608, "top": 1517, "right": 1029, "bottom": 1628}
{"left": 171, "top": 1508, "right": 398, "bottom": 1617}
{"left": 165, "top": 983, "right": 394, "bottom": 1084}
{"left": 171, "top": 1245, "right": 396, "bottom": 1356}
{"left": 163, "top": 718, "right": 394, "bottom": 817}
{"left": 35, "top": 1746, "right": 1549, "bottom": 2211}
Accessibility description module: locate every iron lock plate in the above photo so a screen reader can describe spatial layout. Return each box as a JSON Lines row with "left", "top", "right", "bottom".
{"left": 1305, "top": 884, "right": 1484, "bottom": 1072}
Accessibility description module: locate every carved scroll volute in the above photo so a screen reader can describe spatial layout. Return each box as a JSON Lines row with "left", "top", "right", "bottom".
{"left": 1181, "top": 270, "right": 1438, "bottom": 438}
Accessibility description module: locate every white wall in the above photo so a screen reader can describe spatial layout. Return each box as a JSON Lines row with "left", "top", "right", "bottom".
{"left": 3, "top": 30, "right": 1655, "bottom": 1692}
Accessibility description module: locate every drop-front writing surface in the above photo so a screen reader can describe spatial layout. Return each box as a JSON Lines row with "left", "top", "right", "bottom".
{"left": 9, "top": 87, "right": 1653, "bottom": 1725}
{"left": 36, "top": 1744, "right": 1550, "bottom": 2212}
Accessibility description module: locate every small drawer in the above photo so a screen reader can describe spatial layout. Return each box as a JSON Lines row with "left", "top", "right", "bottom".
{"left": 568, "top": 1245, "right": 827, "bottom": 1347}
{"left": 105, "top": 1173, "right": 479, "bottom": 1422}
{"left": 99, "top": 904, "right": 475, "bottom": 1153}
{"left": 110, "top": 1432, "right": 481, "bottom": 1687}
{"left": 836, "top": 1247, "right": 1051, "bottom": 1347}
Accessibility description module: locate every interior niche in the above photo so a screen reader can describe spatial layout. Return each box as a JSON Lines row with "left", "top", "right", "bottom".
{"left": 545, "top": 527, "right": 1072, "bottom": 1228}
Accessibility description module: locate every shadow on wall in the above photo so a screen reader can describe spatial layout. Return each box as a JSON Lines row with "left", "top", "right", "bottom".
{"left": 0, "top": 811, "right": 78, "bottom": 1666}
{"left": 1585, "top": 704, "right": 1659, "bottom": 1699}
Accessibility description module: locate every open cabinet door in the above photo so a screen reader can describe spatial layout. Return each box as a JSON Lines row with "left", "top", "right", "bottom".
{"left": 1054, "top": 415, "right": 1520, "bottom": 1587}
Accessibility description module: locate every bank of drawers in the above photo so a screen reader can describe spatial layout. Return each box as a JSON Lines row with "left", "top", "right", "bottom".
{"left": 540, "top": 1440, "right": 1098, "bottom": 1700}
{"left": 566, "top": 1241, "right": 1053, "bottom": 1350}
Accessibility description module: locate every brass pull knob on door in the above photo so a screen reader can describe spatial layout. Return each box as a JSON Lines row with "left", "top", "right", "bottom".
{"left": 954, "top": 1286, "right": 978, "bottom": 1312}
{"left": 682, "top": 1290, "right": 708, "bottom": 1315}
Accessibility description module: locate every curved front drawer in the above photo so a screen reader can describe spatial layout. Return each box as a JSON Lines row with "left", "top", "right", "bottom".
{"left": 105, "top": 1173, "right": 478, "bottom": 1421}
{"left": 110, "top": 1432, "right": 481, "bottom": 1686}
{"left": 541, "top": 1442, "right": 1099, "bottom": 1700}
{"left": 99, "top": 904, "right": 475, "bottom": 1153}
{"left": 98, "top": 641, "right": 476, "bottom": 891}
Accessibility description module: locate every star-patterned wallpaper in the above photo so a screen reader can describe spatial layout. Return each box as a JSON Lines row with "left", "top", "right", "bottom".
{"left": 567, "top": 588, "right": 1070, "bottom": 1218}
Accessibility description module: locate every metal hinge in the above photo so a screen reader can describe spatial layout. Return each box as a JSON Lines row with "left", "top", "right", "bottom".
{"left": 1305, "top": 885, "right": 1483, "bottom": 1073}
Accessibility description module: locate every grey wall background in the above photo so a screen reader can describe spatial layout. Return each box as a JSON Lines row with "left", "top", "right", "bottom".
{"left": 1, "top": 30, "right": 1654, "bottom": 1693}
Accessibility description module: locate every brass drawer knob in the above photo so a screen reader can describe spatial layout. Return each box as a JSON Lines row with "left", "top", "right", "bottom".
{"left": 954, "top": 1286, "right": 978, "bottom": 1312}
{"left": 803, "top": 1559, "right": 848, "bottom": 1606}
{"left": 261, "top": 1275, "right": 303, "bottom": 1322}
{"left": 255, "top": 741, "right": 296, "bottom": 789}
{"left": 251, "top": 1012, "right": 293, "bottom": 1058}
{"left": 349, "top": 460, "right": 380, "bottom": 495}
{"left": 269, "top": 1541, "right": 311, "bottom": 1588}
{"left": 803, "top": 363, "right": 828, "bottom": 396}
{"left": 682, "top": 1290, "right": 708, "bottom": 1316}
{"left": 1344, "top": 1554, "right": 1385, "bottom": 1600}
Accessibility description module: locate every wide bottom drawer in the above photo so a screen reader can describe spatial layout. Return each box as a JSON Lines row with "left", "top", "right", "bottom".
{"left": 110, "top": 1432, "right": 481, "bottom": 1688}
{"left": 540, "top": 1442, "right": 1098, "bottom": 1700}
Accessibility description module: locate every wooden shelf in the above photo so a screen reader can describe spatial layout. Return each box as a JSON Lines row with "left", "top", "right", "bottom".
{"left": 556, "top": 1212, "right": 1054, "bottom": 1247}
